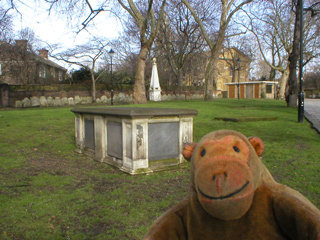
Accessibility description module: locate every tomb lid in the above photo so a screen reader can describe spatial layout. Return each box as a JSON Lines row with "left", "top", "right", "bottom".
{"left": 71, "top": 107, "right": 198, "bottom": 118}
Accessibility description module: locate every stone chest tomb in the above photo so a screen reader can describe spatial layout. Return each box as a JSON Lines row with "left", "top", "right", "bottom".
{"left": 71, "top": 107, "right": 198, "bottom": 174}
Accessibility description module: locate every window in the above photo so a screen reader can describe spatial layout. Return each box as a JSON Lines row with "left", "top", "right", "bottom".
{"left": 51, "top": 68, "right": 56, "bottom": 78}
{"left": 39, "top": 65, "right": 46, "bottom": 78}
{"left": 266, "top": 84, "right": 272, "bottom": 94}
{"left": 58, "top": 71, "right": 63, "bottom": 81}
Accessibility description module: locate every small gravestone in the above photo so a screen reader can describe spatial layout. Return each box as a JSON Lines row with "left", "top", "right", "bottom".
{"left": 61, "top": 97, "right": 68, "bottom": 106}
{"left": 162, "top": 95, "right": 168, "bottom": 101}
{"left": 96, "top": 98, "right": 101, "bottom": 103}
{"left": 193, "top": 94, "right": 203, "bottom": 99}
{"left": 115, "top": 93, "right": 130, "bottom": 102}
{"left": 31, "top": 97, "right": 40, "bottom": 107}
{"left": 68, "top": 97, "right": 74, "bottom": 105}
{"left": 86, "top": 97, "right": 93, "bottom": 104}
{"left": 75, "top": 96, "right": 81, "bottom": 105}
{"left": 54, "top": 97, "right": 62, "bottom": 106}
{"left": 22, "top": 98, "right": 31, "bottom": 108}
{"left": 15, "top": 100, "right": 22, "bottom": 108}
{"left": 47, "top": 97, "right": 54, "bottom": 106}
{"left": 40, "top": 96, "right": 47, "bottom": 107}
{"left": 177, "top": 94, "right": 185, "bottom": 100}
{"left": 101, "top": 95, "right": 107, "bottom": 103}
{"left": 80, "top": 97, "right": 87, "bottom": 104}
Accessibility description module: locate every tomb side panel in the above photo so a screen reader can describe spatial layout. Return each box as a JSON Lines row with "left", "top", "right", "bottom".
{"left": 107, "top": 122, "right": 123, "bottom": 159}
{"left": 84, "top": 118, "right": 95, "bottom": 150}
{"left": 148, "top": 122, "right": 179, "bottom": 161}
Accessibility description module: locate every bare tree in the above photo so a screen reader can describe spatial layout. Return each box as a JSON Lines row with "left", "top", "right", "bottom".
{"left": 155, "top": 0, "right": 205, "bottom": 86}
{"left": 242, "top": 0, "right": 294, "bottom": 99}
{"left": 287, "top": 0, "right": 320, "bottom": 107}
{"left": 221, "top": 35, "right": 255, "bottom": 83}
{"left": 50, "top": 39, "right": 108, "bottom": 101}
{"left": 241, "top": 0, "right": 320, "bottom": 102}
{"left": 304, "top": 63, "right": 320, "bottom": 89}
{"left": 181, "top": 0, "right": 253, "bottom": 100}
{"left": 45, "top": 0, "right": 166, "bottom": 104}
{"left": 251, "top": 57, "right": 272, "bottom": 80}
{"left": 0, "top": 7, "right": 14, "bottom": 42}
{"left": 286, "top": 0, "right": 303, "bottom": 107}
{"left": 117, "top": 0, "right": 166, "bottom": 104}
{"left": 16, "top": 27, "right": 44, "bottom": 52}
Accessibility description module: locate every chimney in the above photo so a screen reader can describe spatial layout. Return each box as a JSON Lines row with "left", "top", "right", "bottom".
{"left": 15, "top": 39, "right": 28, "bottom": 51}
{"left": 38, "top": 49, "right": 49, "bottom": 59}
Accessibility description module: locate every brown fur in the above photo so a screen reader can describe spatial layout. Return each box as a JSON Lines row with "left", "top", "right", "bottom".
{"left": 144, "top": 130, "right": 320, "bottom": 240}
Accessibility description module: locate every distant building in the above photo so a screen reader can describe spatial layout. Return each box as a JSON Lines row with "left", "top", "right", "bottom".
{"left": 0, "top": 40, "right": 67, "bottom": 85}
{"left": 182, "top": 48, "right": 251, "bottom": 97}
{"left": 225, "top": 81, "right": 278, "bottom": 99}
{"left": 216, "top": 47, "right": 252, "bottom": 95}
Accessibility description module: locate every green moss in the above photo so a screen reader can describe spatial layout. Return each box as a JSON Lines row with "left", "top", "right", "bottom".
{"left": 149, "top": 158, "right": 179, "bottom": 168}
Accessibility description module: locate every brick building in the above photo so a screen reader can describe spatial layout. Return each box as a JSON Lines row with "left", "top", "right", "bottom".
{"left": 0, "top": 40, "right": 67, "bottom": 85}
{"left": 215, "top": 48, "right": 252, "bottom": 96}
{"left": 182, "top": 48, "right": 251, "bottom": 97}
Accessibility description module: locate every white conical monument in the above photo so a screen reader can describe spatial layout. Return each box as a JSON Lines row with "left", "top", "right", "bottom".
{"left": 149, "top": 58, "right": 162, "bottom": 101}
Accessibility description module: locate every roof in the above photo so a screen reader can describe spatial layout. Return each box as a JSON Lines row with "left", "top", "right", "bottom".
{"left": 0, "top": 41, "right": 66, "bottom": 71}
{"left": 33, "top": 54, "right": 66, "bottom": 71}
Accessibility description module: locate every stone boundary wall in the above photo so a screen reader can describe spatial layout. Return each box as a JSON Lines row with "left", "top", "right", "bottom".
{"left": 0, "top": 84, "right": 204, "bottom": 108}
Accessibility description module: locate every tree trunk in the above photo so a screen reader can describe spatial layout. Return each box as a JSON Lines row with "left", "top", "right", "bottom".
{"left": 133, "top": 45, "right": 149, "bottom": 104}
{"left": 278, "top": 67, "right": 289, "bottom": 100}
{"left": 91, "top": 72, "right": 96, "bottom": 102}
{"left": 286, "top": 1, "right": 301, "bottom": 107}
{"left": 204, "top": 56, "right": 217, "bottom": 100}
{"left": 204, "top": 40, "right": 224, "bottom": 100}
{"left": 204, "top": 18, "right": 227, "bottom": 100}
{"left": 177, "top": 68, "right": 184, "bottom": 86}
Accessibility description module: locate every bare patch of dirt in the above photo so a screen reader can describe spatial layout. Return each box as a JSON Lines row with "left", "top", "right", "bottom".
{"left": 295, "top": 143, "right": 310, "bottom": 151}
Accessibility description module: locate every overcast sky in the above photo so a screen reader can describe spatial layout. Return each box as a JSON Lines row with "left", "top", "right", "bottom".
{"left": 11, "top": 1, "right": 120, "bottom": 45}
{"left": 5, "top": 1, "right": 122, "bottom": 70}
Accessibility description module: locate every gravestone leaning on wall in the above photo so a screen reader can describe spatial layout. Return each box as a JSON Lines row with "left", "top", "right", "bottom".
{"left": 1, "top": 84, "right": 204, "bottom": 108}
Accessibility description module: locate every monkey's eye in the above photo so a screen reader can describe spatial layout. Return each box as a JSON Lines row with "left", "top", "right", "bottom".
{"left": 233, "top": 146, "right": 240, "bottom": 153}
{"left": 200, "top": 149, "right": 206, "bottom": 157}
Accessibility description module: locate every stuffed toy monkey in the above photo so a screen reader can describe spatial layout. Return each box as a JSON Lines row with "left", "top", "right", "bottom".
{"left": 144, "top": 130, "right": 320, "bottom": 240}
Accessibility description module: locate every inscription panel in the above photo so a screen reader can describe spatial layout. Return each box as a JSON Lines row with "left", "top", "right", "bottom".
{"left": 84, "top": 119, "right": 95, "bottom": 150}
{"left": 107, "top": 122, "right": 123, "bottom": 159}
{"left": 148, "top": 122, "right": 179, "bottom": 161}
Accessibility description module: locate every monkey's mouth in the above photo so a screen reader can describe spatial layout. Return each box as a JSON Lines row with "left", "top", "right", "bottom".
{"left": 198, "top": 181, "right": 250, "bottom": 200}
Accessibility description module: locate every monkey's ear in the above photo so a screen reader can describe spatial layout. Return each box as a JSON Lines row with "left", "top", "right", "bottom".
{"left": 248, "top": 137, "right": 264, "bottom": 157}
{"left": 182, "top": 143, "right": 197, "bottom": 162}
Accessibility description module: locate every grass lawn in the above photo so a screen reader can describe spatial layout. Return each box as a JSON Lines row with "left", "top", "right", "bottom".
{"left": 0, "top": 99, "right": 319, "bottom": 239}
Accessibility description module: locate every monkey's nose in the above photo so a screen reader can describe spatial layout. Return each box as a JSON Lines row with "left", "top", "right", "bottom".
{"left": 213, "top": 172, "right": 228, "bottom": 195}
{"left": 213, "top": 172, "right": 228, "bottom": 181}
